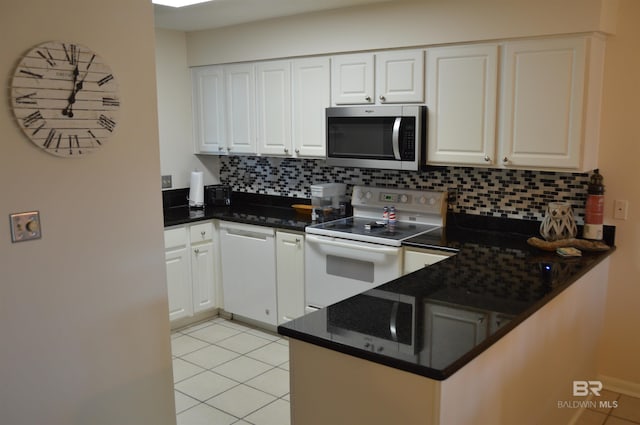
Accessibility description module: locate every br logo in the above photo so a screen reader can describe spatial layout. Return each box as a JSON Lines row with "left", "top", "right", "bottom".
{"left": 573, "top": 381, "right": 603, "bottom": 397}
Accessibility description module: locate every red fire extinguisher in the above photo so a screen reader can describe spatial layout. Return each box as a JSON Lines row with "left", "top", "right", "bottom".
{"left": 584, "top": 169, "right": 605, "bottom": 240}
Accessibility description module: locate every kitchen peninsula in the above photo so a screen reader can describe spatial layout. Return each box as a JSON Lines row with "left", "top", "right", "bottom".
{"left": 279, "top": 217, "right": 615, "bottom": 425}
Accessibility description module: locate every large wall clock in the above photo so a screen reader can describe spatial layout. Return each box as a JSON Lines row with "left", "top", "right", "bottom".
{"left": 10, "top": 41, "right": 120, "bottom": 157}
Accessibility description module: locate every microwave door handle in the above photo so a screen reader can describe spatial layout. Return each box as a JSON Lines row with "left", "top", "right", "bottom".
{"left": 389, "top": 301, "right": 399, "bottom": 342}
{"left": 392, "top": 117, "right": 402, "bottom": 160}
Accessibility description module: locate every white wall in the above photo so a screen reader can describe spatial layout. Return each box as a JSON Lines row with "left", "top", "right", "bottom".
{"left": 155, "top": 29, "right": 220, "bottom": 190}
{"left": 186, "top": 0, "right": 618, "bottom": 66}
{"left": 0, "top": 1, "right": 176, "bottom": 424}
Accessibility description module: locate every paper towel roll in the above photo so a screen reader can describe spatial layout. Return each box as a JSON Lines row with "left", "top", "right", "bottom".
{"left": 188, "top": 171, "right": 204, "bottom": 207}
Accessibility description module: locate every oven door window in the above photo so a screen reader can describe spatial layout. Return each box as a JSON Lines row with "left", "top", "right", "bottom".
{"left": 326, "top": 254, "right": 374, "bottom": 283}
{"left": 328, "top": 117, "right": 396, "bottom": 159}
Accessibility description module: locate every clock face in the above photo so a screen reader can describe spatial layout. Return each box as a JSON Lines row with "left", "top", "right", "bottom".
{"left": 10, "top": 41, "right": 120, "bottom": 157}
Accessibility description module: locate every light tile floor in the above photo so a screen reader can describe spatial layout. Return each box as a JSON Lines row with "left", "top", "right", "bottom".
{"left": 172, "top": 317, "right": 291, "bottom": 425}
{"left": 575, "top": 389, "right": 640, "bottom": 425}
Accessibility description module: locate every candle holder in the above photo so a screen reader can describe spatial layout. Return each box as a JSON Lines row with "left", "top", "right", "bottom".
{"left": 540, "top": 202, "right": 578, "bottom": 241}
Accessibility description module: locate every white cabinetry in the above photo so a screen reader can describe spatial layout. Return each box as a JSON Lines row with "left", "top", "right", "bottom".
{"left": 292, "top": 57, "right": 331, "bottom": 157}
{"left": 332, "top": 49, "right": 424, "bottom": 105}
{"left": 423, "top": 302, "right": 489, "bottom": 369}
{"left": 256, "top": 60, "right": 292, "bottom": 156}
{"left": 403, "top": 247, "right": 454, "bottom": 275}
{"left": 192, "top": 65, "right": 226, "bottom": 154}
{"left": 426, "top": 44, "right": 499, "bottom": 166}
{"left": 225, "top": 63, "right": 256, "bottom": 154}
{"left": 165, "top": 227, "right": 192, "bottom": 321}
{"left": 499, "top": 36, "right": 599, "bottom": 170}
{"left": 276, "top": 230, "right": 305, "bottom": 324}
{"left": 219, "top": 221, "right": 277, "bottom": 326}
{"left": 164, "top": 221, "right": 217, "bottom": 324}
{"left": 375, "top": 50, "right": 425, "bottom": 103}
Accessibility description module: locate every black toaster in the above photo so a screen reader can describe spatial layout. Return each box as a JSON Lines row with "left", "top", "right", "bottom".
{"left": 204, "top": 184, "right": 232, "bottom": 206}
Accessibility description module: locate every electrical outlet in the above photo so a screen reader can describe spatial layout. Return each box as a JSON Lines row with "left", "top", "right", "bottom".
{"left": 614, "top": 200, "right": 629, "bottom": 220}
{"left": 10, "top": 211, "right": 41, "bottom": 242}
{"left": 161, "top": 175, "right": 172, "bottom": 189}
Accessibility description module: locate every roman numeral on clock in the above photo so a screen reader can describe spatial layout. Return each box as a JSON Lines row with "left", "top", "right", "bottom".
{"left": 23, "top": 110, "right": 44, "bottom": 128}
{"left": 16, "top": 92, "right": 37, "bottom": 105}
{"left": 102, "top": 97, "right": 120, "bottom": 107}
{"left": 43, "top": 128, "right": 56, "bottom": 148}
{"left": 37, "top": 49, "right": 56, "bottom": 67}
{"left": 98, "top": 114, "right": 116, "bottom": 132}
{"left": 97, "top": 74, "right": 114, "bottom": 86}
{"left": 88, "top": 130, "right": 102, "bottom": 146}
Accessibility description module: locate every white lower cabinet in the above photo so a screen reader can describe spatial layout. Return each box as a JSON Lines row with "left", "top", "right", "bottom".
{"left": 276, "top": 230, "right": 305, "bottom": 324}
{"left": 164, "top": 221, "right": 217, "bottom": 324}
{"left": 403, "top": 247, "right": 455, "bottom": 275}
{"left": 219, "top": 221, "right": 277, "bottom": 326}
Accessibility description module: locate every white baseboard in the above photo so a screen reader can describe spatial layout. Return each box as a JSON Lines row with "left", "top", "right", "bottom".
{"left": 599, "top": 374, "right": 640, "bottom": 398}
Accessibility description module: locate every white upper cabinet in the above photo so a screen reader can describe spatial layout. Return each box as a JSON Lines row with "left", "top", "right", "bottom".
{"left": 192, "top": 65, "right": 226, "bottom": 154}
{"left": 331, "top": 53, "right": 375, "bottom": 105}
{"left": 292, "top": 57, "right": 331, "bottom": 157}
{"left": 256, "top": 60, "right": 292, "bottom": 156}
{"left": 332, "top": 50, "right": 424, "bottom": 105}
{"left": 376, "top": 50, "right": 425, "bottom": 103}
{"left": 225, "top": 63, "right": 257, "bottom": 154}
{"left": 499, "top": 36, "right": 603, "bottom": 170}
{"left": 426, "top": 44, "right": 499, "bottom": 166}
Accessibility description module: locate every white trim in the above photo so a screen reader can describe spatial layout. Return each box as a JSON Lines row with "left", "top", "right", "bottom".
{"left": 599, "top": 374, "right": 640, "bottom": 398}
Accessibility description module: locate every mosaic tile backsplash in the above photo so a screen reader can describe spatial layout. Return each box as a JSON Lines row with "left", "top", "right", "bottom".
{"left": 220, "top": 156, "right": 591, "bottom": 223}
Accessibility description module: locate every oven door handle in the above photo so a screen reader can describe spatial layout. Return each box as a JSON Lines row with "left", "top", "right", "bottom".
{"left": 306, "top": 234, "right": 399, "bottom": 255}
{"left": 392, "top": 117, "right": 402, "bottom": 160}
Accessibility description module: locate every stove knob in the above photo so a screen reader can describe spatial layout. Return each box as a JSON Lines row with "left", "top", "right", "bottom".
{"left": 429, "top": 197, "right": 437, "bottom": 205}
{"left": 399, "top": 194, "right": 409, "bottom": 203}
{"left": 364, "top": 191, "right": 373, "bottom": 200}
{"left": 419, "top": 196, "right": 427, "bottom": 204}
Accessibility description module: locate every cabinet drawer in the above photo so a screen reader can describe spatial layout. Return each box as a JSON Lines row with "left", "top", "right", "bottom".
{"left": 190, "top": 221, "right": 214, "bottom": 243}
{"left": 164, "top": 227, "right": 188, "bottom": 249}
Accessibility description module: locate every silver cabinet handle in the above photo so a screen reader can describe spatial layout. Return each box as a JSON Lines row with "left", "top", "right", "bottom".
{"left": 379, "top": 95, "right": 386, "bottom": 102}
{"left": 219, "top": 146, "right": 224, "bottom": 151}
{"left": 194, "top": 248, "right": 200, "bottom": 254}
{"left": 503, "top": 157, "right": 509, "bottom": 164}
{"left": 365, "top": 96, "right": 372, "bottom": 102}
{"left": 484, "top": 155, "right": 491, "bottom": 162}
{"left": 295, "top": 148, "right": 300, "bottom": 154}
{"left": 284, "top": 147, "right": 289, "bottom": 154}
{"left": 200, "top": 231, "right": 206, "bottom": 238}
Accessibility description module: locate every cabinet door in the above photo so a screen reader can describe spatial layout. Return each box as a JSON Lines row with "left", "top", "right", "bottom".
{"left": 256, "top": 60, "right": 292, "bottom": 156}
{"left": 331, "top": 53, "right": 374, "bottom": 105}
{"left": 426, "top": 44, "right": 498, "bottom": 166}
{"left": 376, "top": 49, "right": 425, "bottom": 103}
{"left": 225, "top": 63, "right": 256, "bottom": 154}
{"left": 423, "top": 303, "right": 488, "bottom": 369}
{"left": 191, "top": 242, "right": 216, "bottom": 314}
{"left": 165, "top": 246, "right": 193, "bottom": 321}
{"left": 292, "top": 57, "right": 330, "bottom": 158}
{"left": 499, "top": 37, "right": 586, "bottom": 169}
{"left": 276, "top": 231, "right": 305, "bottom": 324}
{"left": 403, "top": 248, "right": 452, "bottom": 275}
{"left": 192, "top": 65, "right": 226, "bottom": 154}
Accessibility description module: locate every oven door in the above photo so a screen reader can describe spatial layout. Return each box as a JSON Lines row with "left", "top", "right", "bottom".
{"left": 305, "top": 234, "right": 402, "bottom": 310}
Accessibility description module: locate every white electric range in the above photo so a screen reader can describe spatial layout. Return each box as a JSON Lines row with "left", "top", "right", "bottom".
{"left": 304, "top": 186, "right": 447, "bottom": 311}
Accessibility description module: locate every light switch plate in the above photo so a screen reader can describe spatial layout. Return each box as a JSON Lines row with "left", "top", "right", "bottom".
{"left": 614, "top": 200, "right": 629, "bottom": 220}
{"left": 161, "top": 175, "right": 172, "bottom": 189}
{"left": 10, "top": 211, "right": 41, "bottom": 242}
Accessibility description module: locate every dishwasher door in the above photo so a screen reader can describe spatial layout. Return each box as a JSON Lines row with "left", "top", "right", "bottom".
{"left": 219, "top": 221, "right": 277, "bottom": 326}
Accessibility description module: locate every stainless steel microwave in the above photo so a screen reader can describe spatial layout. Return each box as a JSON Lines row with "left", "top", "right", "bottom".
{"left": 326, "top": 105, "right": 426, "bottom": 171}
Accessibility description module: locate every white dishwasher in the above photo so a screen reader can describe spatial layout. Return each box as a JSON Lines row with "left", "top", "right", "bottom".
{"left": 219, "top": 221, "right": 277, "bottom": 326}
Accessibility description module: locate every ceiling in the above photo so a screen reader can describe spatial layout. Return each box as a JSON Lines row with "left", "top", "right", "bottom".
{"left": 153, "top": 0, "right": 397, "bottom": 32}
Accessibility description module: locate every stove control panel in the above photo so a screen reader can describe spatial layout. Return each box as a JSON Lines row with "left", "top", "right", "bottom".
{"left": 352, "top": 186, "right": 447, "bottom": 219}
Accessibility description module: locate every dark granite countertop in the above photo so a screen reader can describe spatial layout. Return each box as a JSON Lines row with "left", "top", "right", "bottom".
{"left": 163, "top": 190, "right": 316, "bottom": 231}
{"left": 278, "top": 214, "right": 616, "bottom": 381}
